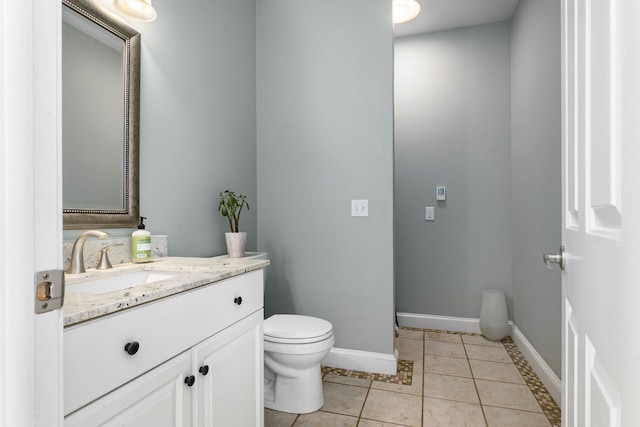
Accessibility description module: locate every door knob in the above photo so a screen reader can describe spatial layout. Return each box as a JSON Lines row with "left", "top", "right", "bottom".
{"left": 543, "top": 246, "right": 566, "bottom": 271}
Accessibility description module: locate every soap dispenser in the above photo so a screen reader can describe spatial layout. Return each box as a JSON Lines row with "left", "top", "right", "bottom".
{"left": 131, "top": 216, "right": 152, "bottom": 263}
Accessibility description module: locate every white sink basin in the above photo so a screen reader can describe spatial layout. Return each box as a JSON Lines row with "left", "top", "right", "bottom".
{"left": 67, "top": 270, "right": 184, "bottom": 294}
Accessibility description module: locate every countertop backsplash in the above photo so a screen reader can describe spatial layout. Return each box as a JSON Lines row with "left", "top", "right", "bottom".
{"left": 63, "top": 235, "right": 168, "bottom": 271}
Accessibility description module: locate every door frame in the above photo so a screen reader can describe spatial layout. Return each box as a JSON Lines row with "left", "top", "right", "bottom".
{"left": 0, "top": 0, "right": 63, "bottom": 425}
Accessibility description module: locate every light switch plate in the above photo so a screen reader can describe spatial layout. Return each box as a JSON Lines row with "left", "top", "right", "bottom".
{"left": 425, "top": 207, "right": 435, "bottom": 221}
{"left": 351, "top": 200, "right": 369, "bottom": 217}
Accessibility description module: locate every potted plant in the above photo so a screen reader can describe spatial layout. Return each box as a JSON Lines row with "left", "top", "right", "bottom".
{"left": 218, "top": 190, "right": 249, "bottom": 258}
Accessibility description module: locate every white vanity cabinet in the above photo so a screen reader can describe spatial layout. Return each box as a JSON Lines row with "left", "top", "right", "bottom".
{"left": 65, "top": 350, "right": 194, "bottom": 426}
{"left": 192, "top": 310, "right": 263, "bottom": 426}
{"left": 64, "top": 269, "right": 264, "bottom": 427}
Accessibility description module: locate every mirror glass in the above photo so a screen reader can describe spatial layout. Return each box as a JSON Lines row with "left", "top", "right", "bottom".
{"left": 62, "top": 0, "right": 140, "bottom": 229}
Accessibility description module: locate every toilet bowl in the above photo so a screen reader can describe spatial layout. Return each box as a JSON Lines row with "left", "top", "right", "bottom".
{"left": 263, "top": 314, "right": 334, "bottom": 414}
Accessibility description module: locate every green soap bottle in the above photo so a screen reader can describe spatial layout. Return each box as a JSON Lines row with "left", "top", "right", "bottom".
{"left": 131, "top": 216, "right": 152, "bottom": 263}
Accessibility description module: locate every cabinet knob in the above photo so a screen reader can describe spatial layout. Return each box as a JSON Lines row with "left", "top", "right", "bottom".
{"left": 199, "top": 365, "right": 209, "bottom": 376}
{"left": 184, "top": 375, "right": 195, "bottom": 387}
{"left": 124, "top": 341, "right": 140, "bottom": 355}
{"left": 234, "top": 296, "right": 242, "bottom": 305}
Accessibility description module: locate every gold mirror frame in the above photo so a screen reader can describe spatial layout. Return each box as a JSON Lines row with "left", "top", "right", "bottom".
{"left": 62, "top": 0, "right": 140, "bottom": 229}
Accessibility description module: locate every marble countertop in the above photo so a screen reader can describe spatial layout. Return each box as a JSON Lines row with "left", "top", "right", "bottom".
{"left": 63, "top": 256, "right": 269, "bottom": 327}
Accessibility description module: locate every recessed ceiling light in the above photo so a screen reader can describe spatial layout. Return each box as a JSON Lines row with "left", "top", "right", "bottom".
{"left": 113, "top": 0, "right": 157, "bottom": 22}
{"left": 393, "top": 0, "right": 421, "bottom": 24}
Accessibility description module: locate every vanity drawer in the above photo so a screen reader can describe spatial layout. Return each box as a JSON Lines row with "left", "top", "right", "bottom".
{"left": 64, "top": 269, "right": 263, "bottom": 416}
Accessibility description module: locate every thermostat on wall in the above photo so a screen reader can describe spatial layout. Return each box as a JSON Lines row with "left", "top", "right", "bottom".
{"left": 436, "top": 186, "right": 446, "bottom": 201}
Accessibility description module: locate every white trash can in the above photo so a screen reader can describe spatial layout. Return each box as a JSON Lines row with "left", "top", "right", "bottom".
{"left": 479, "top": 289, "right": 508, "bottom": 341}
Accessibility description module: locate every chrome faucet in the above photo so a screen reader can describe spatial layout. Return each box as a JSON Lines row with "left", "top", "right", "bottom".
{"left": 66, "top": 230, "right": 110, "bottom": 274}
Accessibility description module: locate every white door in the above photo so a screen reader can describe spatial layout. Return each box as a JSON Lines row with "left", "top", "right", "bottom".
{"left": 0, "top": 0, "right": 62, "bottom": 425}
{"left": 561, "top": 0, "right": 640, "bottom": 426}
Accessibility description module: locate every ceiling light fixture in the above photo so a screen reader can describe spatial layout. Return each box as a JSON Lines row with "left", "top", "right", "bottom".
{"left": 392, "top": 0, "right": 421, "bottom": 24}
{"left": 113, "top": 0, "right": 157, "bottom": 22}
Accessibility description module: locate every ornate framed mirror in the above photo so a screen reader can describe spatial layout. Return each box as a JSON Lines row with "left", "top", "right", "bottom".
{"left": 62, "top": 0, "right": 140, "bottom": 229}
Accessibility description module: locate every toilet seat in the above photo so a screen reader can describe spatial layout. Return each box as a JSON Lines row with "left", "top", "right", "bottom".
{"left": 264, "top": 314, "right": 333, "bottom": 344}
{"left": 264, "top": 330, "right": 334, "bottom": 344}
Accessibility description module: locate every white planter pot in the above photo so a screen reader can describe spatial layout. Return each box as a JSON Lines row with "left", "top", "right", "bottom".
{"left": 225, "top": 232, "right": 247, "bottom": 258}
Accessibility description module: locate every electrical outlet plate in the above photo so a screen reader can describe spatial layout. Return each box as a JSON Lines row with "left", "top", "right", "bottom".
{"left": 351, "top": 200, "right": 369, "bottom": 217}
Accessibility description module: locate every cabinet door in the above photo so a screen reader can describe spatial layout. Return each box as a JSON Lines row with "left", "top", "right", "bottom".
{"left": 65, "top": 351, "right": 193, "bottom": 427}
{"left": 193, "top": 310, "right": 264, "bottom": 427}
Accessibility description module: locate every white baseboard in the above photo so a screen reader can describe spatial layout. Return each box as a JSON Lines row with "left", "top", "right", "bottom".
{"left": 323, "top": 347, "right": 398, "bottom": 376}
{"left": 396, "top": 312, "right": 482, "bottom": 334}
{"left": 396, "top": 312, "right": 561, "bottom": 405}
{"left": 510, "top": 323, "right": 562, "bottom": 405}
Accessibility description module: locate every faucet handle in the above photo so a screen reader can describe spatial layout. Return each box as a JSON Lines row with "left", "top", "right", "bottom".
{"left": 96, "top": 243, "right": 123, "bottom": 270}
{"left": 66, "top": 230, "right": 111, "bottom": 274}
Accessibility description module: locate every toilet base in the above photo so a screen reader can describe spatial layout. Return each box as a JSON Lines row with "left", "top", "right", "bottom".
{"left": 264, "top": 364, "right": 324, "bottom": 414}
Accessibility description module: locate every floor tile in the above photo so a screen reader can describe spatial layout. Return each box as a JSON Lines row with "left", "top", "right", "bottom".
{"left": 358, "top": 418, "right": 412, "bottom": 427}
{"left": 469, "top": 359, "right": 525, "bottom": 384}
{"left": 324, "top": 374, "right": 371, "bottom": 388}
{"left": 361, "top": 389, "right": 423, "bottom": 427}
{"left": 424, "top": 354, "right": 472, "bottom": 377}
{"left": 423, "top": 373, "right": 480, "bottom": 404}
{"left": 396, "top": 337, "right": 423, "bottom": 354}
{"left": 465, "top": 344, "right": 512, "bottom": 363}
{"left": 502, "top": 337, "right": 561, "bottom": 426}
{"left": 424, "top": 331, "right": 462, "bottom": 343}
{"left": 265, "top": 408, "right": 297, "bottom": 427}
{"left": 476, "top": 380, "right": 543, "bottom": 413}
{"left": 424, "top": 340, "right": 467, "bottom": 358}
{"left": 398, "top": 350, "right": 423, "bottom": 371}
{"left": 483, "top": 406, "right": 552, "bottom": 426}
{"left": 371, "top": 364, "right": 423, "bottom": 396}
{"left": 423, "top": 397, "right": 486, "bottom": 427}
{"left": 462, "top": 334, "right": 505, "bottom": 347}
{"left": 276, "top": 328, "right": 559, "bottom": 427}
{"left": 320, "top": 382, "right": 368, "bottom": 416}
{"left": 323, "top": 360, "right": 413, "bottom": 386}
{"left": 293, "top": 411, "right": 358, "bottom": 426}
{"left": 397, "top": 328, "right": 424, "bottom": 340}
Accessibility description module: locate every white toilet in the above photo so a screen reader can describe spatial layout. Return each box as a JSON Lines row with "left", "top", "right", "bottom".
{"left": 242, "top": 252, "right": 335, "bottom": 413}
{"left": 263, "top": 314, "right": 335, "bottom": 414}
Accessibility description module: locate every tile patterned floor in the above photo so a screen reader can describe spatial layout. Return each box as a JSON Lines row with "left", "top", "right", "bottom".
{"left": 265, "top": 327, "right": 560, "bottom": 427}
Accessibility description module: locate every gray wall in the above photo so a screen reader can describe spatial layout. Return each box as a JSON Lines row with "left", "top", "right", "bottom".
{"left": 256, "top": 0, "right": 396, "bottom": 355}
{"left": 139, "top": 0, "right": 257, "bottom": 256}
{"left": 511, "top": 0, "right": 561, "bottom": 376}
{"left": 64, "top": 0, "right": 258, "bottom": 256}
{"left": 394, "top": 22, "right": 513, "bottom": 319}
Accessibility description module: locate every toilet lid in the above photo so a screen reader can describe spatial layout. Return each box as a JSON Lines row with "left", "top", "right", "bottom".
{"left": 264, "top": 314, "right": 333, "bottom": 340}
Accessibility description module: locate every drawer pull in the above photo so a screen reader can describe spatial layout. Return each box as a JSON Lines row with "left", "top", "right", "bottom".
{"left": 124, "top": 341, "right": 140, "bottom": 355}
{"left": 199, "top": 365, "right": 209, "bottom": 376}
{"left": 184, "top": 375, "right": 195, "bottom": 387}
{"left": 234, "top": 296, "right": 243, "bottom": 305}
